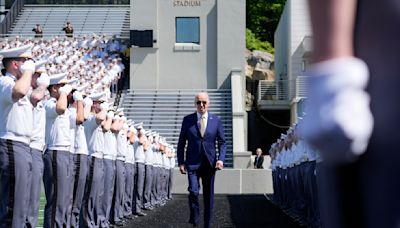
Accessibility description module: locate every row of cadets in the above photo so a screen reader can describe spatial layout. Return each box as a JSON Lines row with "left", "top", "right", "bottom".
{"left": 269, "top": 119, "right": 321, "bottom": 227}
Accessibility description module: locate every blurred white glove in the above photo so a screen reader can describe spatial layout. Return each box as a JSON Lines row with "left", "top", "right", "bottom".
{"left": 301, "top": 57, "right": 373, "bottom": 164}
{"left": 58, "top": 84, "right": 73, "bottom": 95}
{"left": 106, "top": 111, "right": 115, "bottom": 119}
{"left": 36, "top": 73, "right": 50, "bottom": 87}
{"left": 83, "top": 97, "right": 93, "bottom": 107}
{"left": 73, "top": 91, "right": 83, "bottom": 101}
{"left": 100, "top": 102, "right": 109, "bottom": 111}
{"left": 20, "top": 60, "right": 35, "bottom": 74}
{"left": 121, "top": 116, "right": 127, "bottom": 122}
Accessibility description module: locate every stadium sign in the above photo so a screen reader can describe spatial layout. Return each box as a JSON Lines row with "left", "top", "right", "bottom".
{"left": 173, "top": 0, "right": 204, "bottom": 7}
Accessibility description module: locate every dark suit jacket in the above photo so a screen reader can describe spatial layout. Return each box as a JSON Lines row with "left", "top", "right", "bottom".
{"left": 177, "top": 112, "right": 226, "bottom": 170}
{"left": 254, "top": 155, "right": 264, "bottom": 169}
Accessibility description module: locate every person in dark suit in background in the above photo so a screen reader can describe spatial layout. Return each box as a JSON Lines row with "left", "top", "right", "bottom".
{"left": 254, "top": 148, "right": 264, "bottom": 169}
{"left": 62, "top": 21, "right": 74, "bottom": 38}
{"left": 177, "top": 92, "right": 226, "bottom": 228}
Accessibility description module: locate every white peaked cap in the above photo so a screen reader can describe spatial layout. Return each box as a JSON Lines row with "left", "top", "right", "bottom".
{"left": 129, "top": 126, "right": 137, "bottom": 134}
{"left": 49, "top": 72, "right": 68, "bottom": 85}
{"left": 35, "top": 59, "right": 47, "bottom": 73}
{"left": 135, "top": 123, "right": 143, "bottom": 129}
{"left": 115, "top": 108, "right": 124, "bottom": 115}
{"left": 0, "top": 44, "right": 33, "bottom": 59}
{"left": 77, "top": 83, "right": 89, "bottom": 92}
{"left": 88, "top": 91, "right": 106, "bottom": 101}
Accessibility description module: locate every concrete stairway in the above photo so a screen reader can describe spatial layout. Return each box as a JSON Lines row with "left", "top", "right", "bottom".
{"left": 118, "top": 89, "right": 234, "bottom": 168}
{"left": 9, "top": 5, "right": 130, "bottom": 37}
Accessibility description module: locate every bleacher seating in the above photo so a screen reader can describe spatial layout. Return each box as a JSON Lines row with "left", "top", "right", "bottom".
{"left": 119, "top": 89, "right": 234, "bottom": 168}
{"left": 9, "top": 5, "right": 130, "bottom": 37}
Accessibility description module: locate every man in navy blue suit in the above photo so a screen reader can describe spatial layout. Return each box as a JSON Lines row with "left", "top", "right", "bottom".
{"left": 177, "top": 92, "right": 226, "bottom": 228}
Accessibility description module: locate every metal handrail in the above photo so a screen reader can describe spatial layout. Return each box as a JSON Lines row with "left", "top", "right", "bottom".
{"left": 0, "top": 0, "right": 24, "bottom": 34}
{"left": 258, "top": 76, "right": 310, "bottom": 102}
{"left": 296, "top": 76, "right": 310, "bottom": 98}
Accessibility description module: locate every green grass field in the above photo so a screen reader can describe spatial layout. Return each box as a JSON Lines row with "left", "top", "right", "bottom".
{"left": 38, "top": 193, "right": 45, "bottom": 228}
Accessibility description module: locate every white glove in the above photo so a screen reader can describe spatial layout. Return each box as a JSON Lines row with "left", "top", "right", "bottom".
{"left": 301, "top": 57, "right": 373, "bottom": 164}
{"left": 58, "top": 84, "right": 73, "bottom": 95}
{"left": 121, "top": 116, "right": 127, "bottom": 122}
{"left": 20, "top": 60, "right": 35, "bottom": 74}
{"left": 106, "top": 111, "right": 114, "bottom": 119}
{"left": 83, "top": 97, "right": 93, "bottom": 107}
{"left": 100, "top": 102, "right": 109, "bottom": 111}
{"left": 36, "top": 73, "right": 50, "bottom": 87}
{"left": 72, "top": 91, "right": 83, "bottom": 101}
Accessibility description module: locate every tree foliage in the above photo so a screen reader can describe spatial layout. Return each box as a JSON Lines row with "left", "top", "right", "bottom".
{"left": 246, "top": 28, "right": 274, "bottom": 54}
{"left": 246, "top": 0, "right": 286, "bottom": 46}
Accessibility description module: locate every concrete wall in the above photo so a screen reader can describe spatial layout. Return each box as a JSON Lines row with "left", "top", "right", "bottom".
{"left": 289, "top": 0, "right": 312, "bottom": 81}
{"left": 274, "top": 0, "right": 312, "bottom": 121}
{"left": 130, "top": 0, "right": 245, "bottom": 90}
{"left": 172, "top": 168, "right": 273, "bottom": 194}
{"left": 274, "top": 1, "right": 289, "bottom": 81}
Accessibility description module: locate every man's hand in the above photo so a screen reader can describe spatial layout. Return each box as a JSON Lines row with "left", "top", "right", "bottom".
{"left": 215, "top": 160, "right": 224, "bottom": 170}
{"left": 179, "top": 164, "right": 187, "bottom": 174}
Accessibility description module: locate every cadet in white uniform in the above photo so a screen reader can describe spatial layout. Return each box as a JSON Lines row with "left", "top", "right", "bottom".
{"left": 43, "top": 72, "right": 74, "bottom": 228}
{"left": 0, "top": 45, "right": 36, "bottom": 227}
{"left": 101, "top": 109, "right": 117, "bottom": 228}
{"left": 68, "top": 89, "right": 86, "bottom": 228}
{"left": 123, "top": 123, "right": 136, "bottom": 219}
{"left": 112, "top": 113, "right": 128, "bottom": 225}
{"left": 150, "top": 133, "right": 161, "bottom": 207}
{"left": 168, "top": 149, "right": 176, "bottom": 200}
{"left": 134, "top": 125, "right": 147, "bottom": 216}
{"left": 81, "top": 93, "right": 107, "bottom": 228}
{"left": 143, "top": 132, "right": 155, "bottom": 210}
{"left": 27, "top": 61, "right": 50, "bottom": 227}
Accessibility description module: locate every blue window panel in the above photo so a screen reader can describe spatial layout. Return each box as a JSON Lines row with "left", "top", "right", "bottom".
{"left": 176, "top": 17, "right": 200, "bottom": 44}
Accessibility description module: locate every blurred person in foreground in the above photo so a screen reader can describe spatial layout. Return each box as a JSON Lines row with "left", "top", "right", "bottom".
{"left": 303, "top": 0, "right": 400, "bottom": 227}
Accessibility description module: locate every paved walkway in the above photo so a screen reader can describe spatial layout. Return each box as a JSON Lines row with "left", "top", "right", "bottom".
{"left": 123, "top": 194, "right": 303, "bottom": 228}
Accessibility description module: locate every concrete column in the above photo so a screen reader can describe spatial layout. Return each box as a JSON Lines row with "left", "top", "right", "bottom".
{"left": 231, "top": 70, "right": 251, "bottom": 169}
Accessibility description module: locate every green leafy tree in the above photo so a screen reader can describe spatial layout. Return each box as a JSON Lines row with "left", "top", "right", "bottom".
{"left": 246, "top": 0, "right": 286, "bottom": 45}
{"left": 246, "top": 28, "right": 274, "bottom": 54}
